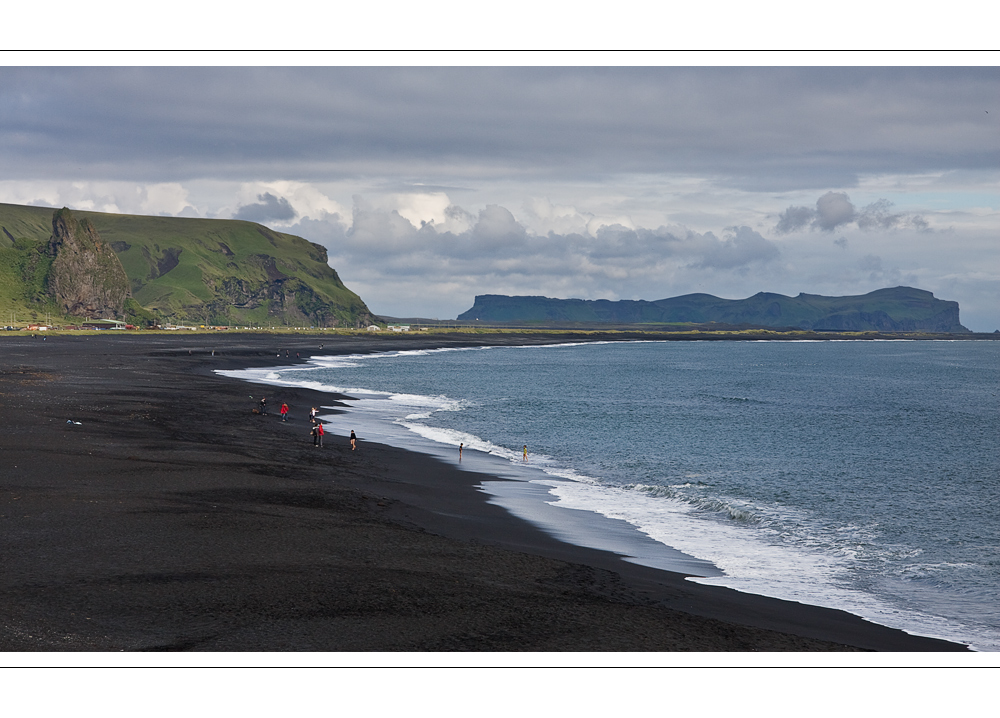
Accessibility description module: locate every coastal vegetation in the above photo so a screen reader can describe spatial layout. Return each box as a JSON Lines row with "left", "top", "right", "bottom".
{"left": 0, "top": 202, "right": 374, "bottom": 329}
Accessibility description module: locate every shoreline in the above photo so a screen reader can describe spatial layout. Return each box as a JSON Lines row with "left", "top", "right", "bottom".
{"left": 233, "top": 336, "right": 984, "bottom": 650}
{"left": 0, "top": 332, "right": 969, "bottom": 651}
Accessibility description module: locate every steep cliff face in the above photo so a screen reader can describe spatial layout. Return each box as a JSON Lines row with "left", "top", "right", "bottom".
{"left": 47, "top": 208, "right": 131, "bottom": 318}
{"left": 203, "top": 268, "right": 377, "bottom": 327}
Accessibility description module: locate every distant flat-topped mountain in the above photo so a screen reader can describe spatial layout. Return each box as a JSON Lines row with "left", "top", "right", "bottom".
{"left": 458, "top": 287, "right": 969, "bottom": 332}
{"left": 0, "top": 203, "right": 374, "bottom": 327}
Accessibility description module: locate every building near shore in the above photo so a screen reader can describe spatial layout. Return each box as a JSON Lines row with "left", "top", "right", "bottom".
{"left": 81, "top": 319, "right": 127, "bottom": 330}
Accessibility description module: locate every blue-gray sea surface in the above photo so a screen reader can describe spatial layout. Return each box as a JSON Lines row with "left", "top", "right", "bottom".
{"left": 222, "top": 340, "right": 1000, "bottom": 650}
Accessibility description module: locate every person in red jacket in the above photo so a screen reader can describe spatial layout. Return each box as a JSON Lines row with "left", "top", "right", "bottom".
{"left": 316, "top": 422, "right": 324, "bottom": 447}
{"left": 280, "top": 403, "right": 289, "bottom": 422}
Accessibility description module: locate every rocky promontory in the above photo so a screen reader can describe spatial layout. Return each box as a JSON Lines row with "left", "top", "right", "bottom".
{"left": 458, "top": 287, "right": 970, "bottom": 332}
{"left": 47, "top": 208, "right": 131, "bottom": 319}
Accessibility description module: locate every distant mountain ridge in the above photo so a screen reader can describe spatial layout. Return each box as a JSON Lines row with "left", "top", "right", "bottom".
{"left": 0, "top": 203, "right": 374, "bottom": 327}
{"left": 458, "top": 287, "right": 969, "bottom": 332}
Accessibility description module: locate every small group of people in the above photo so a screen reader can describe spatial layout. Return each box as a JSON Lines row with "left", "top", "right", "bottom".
{"left": 256, "top": 396, "right": 357, "bottom": 450}
{"left": 311, "top": 422, "right": 357, "bottom": 450}
{"left": 258, "top": 396, "right": 292, "bottom": 422}
{"left": 310, "top": 421, "right": 324, "bottom": 447}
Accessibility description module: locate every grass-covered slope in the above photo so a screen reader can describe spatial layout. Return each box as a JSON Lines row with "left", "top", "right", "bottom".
{"left": 0, "top": 203, "right": 374, "bottom": 327}
{"left": 458, "top": 287, "right": 969, "bottom": 332}
{"left": 0, "top": 204, "right": 63, "bottom": 324}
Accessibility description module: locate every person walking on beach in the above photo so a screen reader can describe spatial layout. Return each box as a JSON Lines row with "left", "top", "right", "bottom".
{"left": 459, "top": 442, "right": 463, "bottom": 461}
{"left": 316, "top": 422, "right": 324, "bottom": 447}
{"left": 309, "top": 407, "right": 318, "bottom": 423}
{"left": 350, "top": 430, "right": 357, "bottom": 451}
{"left": 259, "top": 397, "right": 267, "bottom": 415}
{"left": 310, "top": 424, "right": 318, "bottom": 446}
{"left": 280, "top": 403, "right": 289, "bottom": 422}
{"left": 522, "top": 445, "right": 528, "bottom": 462}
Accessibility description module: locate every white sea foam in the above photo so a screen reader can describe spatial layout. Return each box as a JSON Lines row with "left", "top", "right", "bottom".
{"left": 508, "top": 477, "right": 999, "bottom": 650}
{"left": 395, "top": 421, "right": 513, "bottom": 458}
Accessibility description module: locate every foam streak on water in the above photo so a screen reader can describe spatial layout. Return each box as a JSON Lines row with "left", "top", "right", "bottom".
{"left": 218, "top": 340, "right": 1000, "bottom": 651}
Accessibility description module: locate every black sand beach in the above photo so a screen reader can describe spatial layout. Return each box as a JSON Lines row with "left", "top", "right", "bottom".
{"left": 0, "top": 332, "right": 968, "bottom": 652}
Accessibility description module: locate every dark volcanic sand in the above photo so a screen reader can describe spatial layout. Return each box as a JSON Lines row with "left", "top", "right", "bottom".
{"left": 0, "top": 332, "right": 968, "bottom": 652}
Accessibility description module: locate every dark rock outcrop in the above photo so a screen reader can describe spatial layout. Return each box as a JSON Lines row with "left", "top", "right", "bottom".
{"left": 204, "top": 273, "right": 375, "bottom": 328}
{"left": 47, "top": 208, "right": 131, "bottom": 318}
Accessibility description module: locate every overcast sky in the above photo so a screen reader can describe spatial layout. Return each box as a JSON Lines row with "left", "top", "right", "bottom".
{"left": 2, "top": 64, "right": 999, "bottom": 330}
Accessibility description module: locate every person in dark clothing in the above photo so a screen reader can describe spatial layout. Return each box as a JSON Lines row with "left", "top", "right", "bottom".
{"left": 350, "top": 430, "right": 357, "bottom": 451}
{"left": 259, "top": 397, "right": 267, "bottom": 415}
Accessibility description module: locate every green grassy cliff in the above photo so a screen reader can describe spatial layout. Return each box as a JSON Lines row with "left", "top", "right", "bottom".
{"left": 0, "top": 203, "right": 374, "bottom": 327}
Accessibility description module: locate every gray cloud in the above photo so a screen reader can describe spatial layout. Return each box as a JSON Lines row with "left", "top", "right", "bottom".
{"left": 776, "top": 193, "right": 930, "bottom": 234}
{"left": 855, "top": 199, "right": 931, "bottom": 232}
{"left": 776, "top": 205, "right": 816, "bottom": 234}
{"left": 234, "top": 192, "right": 297, "bottom": 223}
{"left": 815, "top": 192, "right": 856, "bottom": 231}
{"left": 471, "top": 205, "right": 527, "bottom": 251}
{"left": 290, "top": 200, "right": 782, "bottom": 314}
{"left": 774, "top": 192, "right": 857, "bottom": 233}
{"left": 856, "top": 199, "right": 901, "bottom": 230}
{"left": 692, "top": 226, "right": 781, "bottom": 270}
{"left": 2, "top": 67, "right": 998, "bottom": 188}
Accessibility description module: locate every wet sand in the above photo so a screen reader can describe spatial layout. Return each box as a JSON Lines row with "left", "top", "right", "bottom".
{"left": 0, "top": 332, "right": 968, "bottom": 651}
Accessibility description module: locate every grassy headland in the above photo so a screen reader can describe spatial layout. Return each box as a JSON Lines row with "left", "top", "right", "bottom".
{"left": 0, "top": 202, "right": 374, "bottom": 329}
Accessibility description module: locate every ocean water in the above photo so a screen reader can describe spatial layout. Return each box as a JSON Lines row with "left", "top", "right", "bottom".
{"left": 220, "top": 340, "right": 1000, "bottom": 650}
